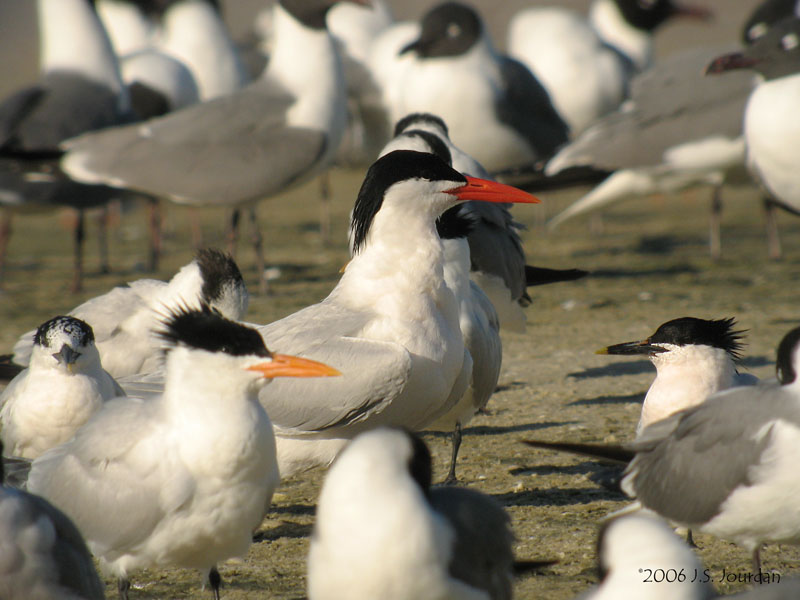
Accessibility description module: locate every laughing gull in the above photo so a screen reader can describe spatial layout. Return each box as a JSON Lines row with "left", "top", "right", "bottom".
{"left": 598, "top": 317, "right": 757, "bottom": 435}
{"left": 507, "top": 0, "right": 712, "bottom": 135}
{"left": 0, "top": 441, "right": 105, "bottom": 600}
{"left": 308, "top": 427, "right": 517, "bottom": 600}
{"left": 27, "top": 306, "right": 340, "bottom": 599}
{"left": 0, "top": 0, "right": 134, "bottom": 290}
{"left": 706, "top": 16, "right": 800, "bottom": 259}
{"left": 580, "top": 512, "right": 715, "bottom": 600}
{"left": 390, "top": 2, "right": 568, "bottom": 173}
{"left": 1, "top": 316, "right": 123, "bottom": 460}
{"left": 621, "top": 325, "right": 800, "bottom": 573}
{"left": 60, "top": 0, "right": 361, "bottom": 284}
{"left": 9, "top": 248, "right": 248, "bottom": 378}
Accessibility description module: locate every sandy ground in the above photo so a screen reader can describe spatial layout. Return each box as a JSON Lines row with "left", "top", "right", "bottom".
{"left": 1, "top": 167, "right": 799, "bottom": 598}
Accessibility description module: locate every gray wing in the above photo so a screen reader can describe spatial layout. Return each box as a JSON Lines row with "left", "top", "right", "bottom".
{"left": 624, "top": 382, "right": 795, "bottom": 525}
{"left": 459, "top": 201, "right": 527, "bottom": 304}
{"left": 256, "top": 301, "right": 413, "bottom": 432}
{"left": 27, "top": 398, "right": 193, "bottom": 558}
{"left": 430, "top": 486, "right": 514, "bottom": 600}
{"left": 547, "top": 46, "right": 753, "bottom": 172}
{"left": 0, "top": 486, "right": 105, "bottom": 600}
{"left": 62, "top": 78, "right": 327, "bottom": 205}
{"left": 466, "top": 282, "right": 502, "bottom": 410}
{"left": 496, "top": 57, "right": 569, "bottom": 161}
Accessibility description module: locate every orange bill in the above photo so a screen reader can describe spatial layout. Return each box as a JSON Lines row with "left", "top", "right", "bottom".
{"left": 247, "top": 354, "right": 342, "bottom": 378}
{"left": 446, "top": 176, "right": 540, "bottom": 204}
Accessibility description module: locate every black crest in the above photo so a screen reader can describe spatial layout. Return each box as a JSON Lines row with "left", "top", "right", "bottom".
{"left": 33, "top": 316, "right": 94, "bottom": 348}
{"left": 402, "top": 130, "right": 453, "bottom": 167}
{"left": 350, "top": 150, "right": 466, "bottom": 254}
{"left": 157, "top": 304, "right": 270, "bottom": 357}
{"left": 401, "top": 2, "right": 482, "bottom": 58}
{"left": 615, "top": 0, "right": 688, "bottom": 32}
{"left": 776, "top": 325, "right": 800, "bottom": 384}
{"left": 195, "top": 248, "right": 245, "bottom": 304}
{"left": 394, "top": 113, "right": 449, "bottom": 138}
{"left": 280, "top": 0, "right": 338, "bottom": 30}
{"left": 649, "top": 317, "right": 746, "bottom": 360}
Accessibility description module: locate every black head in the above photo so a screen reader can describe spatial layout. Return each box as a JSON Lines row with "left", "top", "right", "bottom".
{"left": 350, "top": 150, "right": 466, "bottom": 254}
{"left": 33, "top": 316, "right": 94, "bottom": 349}
{"left": 157, "top": 304, "right": 270, "bottom": 357}
{"left": 649, "top": 317, "right": 746, "bottom": 359}
{"left": 405, "top": 430, "right": 433, "bottom": 497}
{"left": 708, "top": 17, "right": 800, "bottom": 81}
{"left": 776, "top": 325, "right": 800, "bottom": 384}
{"left": 401, "top": 2, "right": 482, "bottom": 58}
{"left": 613, "top": 0, "right": 710, "bottom": 32}
{"left": 394, "top": 113, "right": 449, "bottom": 138}
{"left": 436, "top": 205, "right": 475, "bottom": 240}
{"left": 195, "top": 248, "right": 245, "bottom": 305}
{"left": 401, "top": 129, "right": 453, "bottom": 166}
{"left": 280, "top": 0, "right": 345, "bottom": 30}
{"left": 742, "top": 0, "right": 800, "bottom": 44}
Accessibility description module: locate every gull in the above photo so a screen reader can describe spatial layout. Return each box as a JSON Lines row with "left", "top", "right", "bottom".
{"left": 27, "top": 306, "right": 340, "bottom": 599}
{"left": 9, "top": 248, "right": 248, "bottom": 378}
{"left": 621, "top": 324, "right": 800, "bottom": 573}
{"left": 308, "top": 427, "right": 516, "bottom": 600}
{"left": 0, "top": 440, "right": 106, "bottom": 600}
{"left": 1, "top": 315, "right": 122, "bottom": 460}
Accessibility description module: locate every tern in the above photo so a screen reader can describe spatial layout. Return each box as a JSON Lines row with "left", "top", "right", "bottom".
{"left": 9, "top": 248, "right": 248, "bottom": 378}
{"left": 0, "top": 441, "right": 106, "bottom": 600}
{"left": 597, "top": 317, "right": 757, "bottom": 435}
{"left": 27, "top": 306, "right": 340, "bottom": 599}
{"left": 621, "top": 325, "right": 800, "bottom": 573}
{"left": 706, "top": 16, "right": 800, "bottom": 259}
{"left": 1, "top": 316, "right": 123, "bottom": 460}
{"left": 507, "top": 0, "right": 712, "bottom": 135}
{"left": 391, "top": 2, "right": 568, "bottom": 173}
{"left": 308, "top": 427, "right": 517, "bottom": 600}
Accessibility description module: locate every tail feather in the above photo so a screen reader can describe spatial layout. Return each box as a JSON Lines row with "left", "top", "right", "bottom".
{"left": 525, "top": 266, "right": 588, "bottom": 287}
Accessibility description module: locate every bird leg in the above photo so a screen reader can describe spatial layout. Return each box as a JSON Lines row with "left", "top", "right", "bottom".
{"left": 686, "top": 529, "right": 698, "bottom": 548}
{"left": 763, "top": 197, "right": 782, "bottom": 260}
{"left": 0, "top": 208, "right": 12, "bottom": 287}
{"left": 319, "top": 172, "right": 331, "bottom": 246}
{"left": 248, "top": 206, "right": 268, "bottom": 295}
{"left": 117, "top": 577, "right": 130, "bottom": 600}
{"left": 95, "top": 205, "right": 111, "bottom": 274}
{"left": 443, "top": 422, "right": 463, "bottom": 485}
{"left": 709, "top": 185, "right": 722, "bottom": 260}
{"left": 146, "top": 197, "right": 162, "bottom": 272}
{"left": 227, "top": 209, "right": 241, "bottom": 258}
{"left": 752, "top": 546, "right": 762, "bottom": 575}
{"left": 70, "top": 209, "right": 85, "bottom": 293}
{"left": 209, "top": 565, "right": 222, "bottom": 600}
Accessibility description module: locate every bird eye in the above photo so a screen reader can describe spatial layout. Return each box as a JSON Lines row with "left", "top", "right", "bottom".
{"left": 781, "top": 33, "right": 799, "bottom": 51}
{"left": 446, "top": 24, "right": 461, "bottom": 38}
{"left": 747, "top": 22, "right": 768, "bottom": 43}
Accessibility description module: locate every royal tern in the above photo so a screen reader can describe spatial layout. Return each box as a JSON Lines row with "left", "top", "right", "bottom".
{"left": 0, "top": 441, "right": 105, "bottom": 600}
{"left": 507, "top": 0, "right": 711, "bottom": 135}
{"left": 10, "top": 248, "right": 248, "bottom": 378}
{"left": 1, "top": 315, "right": 122, "bottom": 460}
{"left": 621, "top": 325, "right": 800, "bottom": 573}
{"left": 706, "top": 16, "right": 800, "bottom": 259}
{"left": 27, "top": 306, "right": 340, "bottom": 599}
{"left": 598, "top": 317, "right": 758, "bottom": 435}
{"left": 581, "top": 512, "right": 714, "bottom": 600}
{"left": 308, "top": 427, "right": 516, "bottom": 600}
{"left": 392, "top": 2, "right": 568, "bottom": 173}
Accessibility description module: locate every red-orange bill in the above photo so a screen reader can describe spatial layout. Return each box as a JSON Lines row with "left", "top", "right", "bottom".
{"left": 247, "top": 354, "right": 341, "bottom": 378}
{"left": 446, "top": 176, "right": 540, "bottom": 204}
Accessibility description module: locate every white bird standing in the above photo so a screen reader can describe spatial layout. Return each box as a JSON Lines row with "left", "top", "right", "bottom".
{"left": 507, "top": 0, "right": 711, "bottom": 135}
{"left": 596, "top": 317, "right": 758, "bottom": 435}
{"left": 621, "top": 325, "right": 800, "bottom": 573}
{"left": 0, "top": 441, "right": 106, "bottom": 600}
{"left": 706, "top": 16, "right": 800, "bottom": 258}
{"left": 27, "top": 306, "right": 340, "bottom": 599}
{"left": 308, "top": 427, "right": 516, "bottom": 600}
{"left": 1, "top": 316, "right": 122, "bottom": 460}
{"left": 9, "top": 248, "right": 248, "bottom": 378}
{"left": 391, "top": 2, "right": 568, "bottom": 173}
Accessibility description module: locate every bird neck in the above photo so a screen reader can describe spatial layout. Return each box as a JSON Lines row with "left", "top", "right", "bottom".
{"left": 38, "top": 0, "right": 129, "bottom": 106}
{"left": 590, "top": 0, "right": 652, "bottom": 71}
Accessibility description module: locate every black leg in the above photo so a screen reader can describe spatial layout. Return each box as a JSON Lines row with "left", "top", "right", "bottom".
{"left": 227, "top": 208, "right": 241, "bottom": 257}
{"left": 146, "top": 197, "right": 162, "bottom": 272}
{"left": 709, "top": 185, "right": 722, "bottom": 260}
{"left": 71, "top": 209, "right": 86, "bottom": 293}
{"left": 443, "top": 422, "right": 463, "bottom": 485}
{"left": 319, "top": 172, "right": 331, "bottom": 246}
{"left": 248, "top": 206, "right": 267, "bottom": 295}
{"left": 95, "top": 205, "right": 111, "bottom": 274}
{"left": 0, "top": 208, "right": 12, "bottom": 288}
{"left": 686, "top": 529, "right": 698, "bottom": 548}
{"left": 117, "top": 577, "right": 130, "bottom": 600}
{"left": 209, "top": 565, "right": 222, "bottom": 600}
{"left": 752, "top": 546, "right": 762, "bottom": 575}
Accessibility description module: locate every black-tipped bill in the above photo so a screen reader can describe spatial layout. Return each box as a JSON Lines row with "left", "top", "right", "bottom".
{"left": 445, "top": 176, "right": 540, "bottom": 204}
{"left": 596, "top": 340, "right": 668, "bottom": 356}
{"left": 52, "top": 344, "right": 80, "bottom": 366}
{"left": 246, "top": 354, "right": 341, "bottom": 378}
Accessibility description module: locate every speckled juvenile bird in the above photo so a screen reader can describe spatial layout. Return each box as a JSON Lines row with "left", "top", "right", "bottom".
{"left": 1, "top": 315, "right": 123, "bottom": 459}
